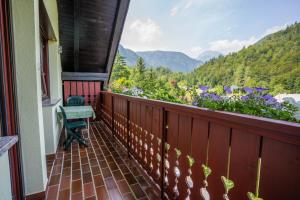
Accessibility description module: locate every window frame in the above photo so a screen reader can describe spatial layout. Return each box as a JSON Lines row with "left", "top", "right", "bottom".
{"left": 40, "top": 30, "right": 50, "bottom": 100}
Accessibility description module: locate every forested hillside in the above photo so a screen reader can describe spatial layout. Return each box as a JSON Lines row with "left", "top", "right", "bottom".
{"left": 188, "top": 22, "right": 300, "bottom": 94}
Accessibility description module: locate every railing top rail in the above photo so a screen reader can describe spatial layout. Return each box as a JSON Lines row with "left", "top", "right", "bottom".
{"left": 101, "top": 91, "right": 300, "bottom": 144}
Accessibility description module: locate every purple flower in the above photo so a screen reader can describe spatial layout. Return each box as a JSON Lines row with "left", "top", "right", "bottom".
{"left": 263, "top": 95, "right": 277, "bottom": 105}
{"left": 199, "top": 85, "right": 210, "bottom": 92}
{"left": 262, "top": 94, "right": 273, "bottom": 101}
{"left": 254, "top": 87, "right": 269, "bottom": 92}
{"left": 210, "top": 93, "right": 222, "bottom": 101}
{"left": 224, "top": 86, "right": 232, "bottom": 94}
{"left": 241, "top": 95, "right": 249, "bottom": 101}
{"left": 244, "top": 87, "right": 254, "bottom": 94}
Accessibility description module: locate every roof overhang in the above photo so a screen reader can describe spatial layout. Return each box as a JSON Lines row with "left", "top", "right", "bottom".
{"left": 58, "top": 0, "right": 130, "bottom": 82}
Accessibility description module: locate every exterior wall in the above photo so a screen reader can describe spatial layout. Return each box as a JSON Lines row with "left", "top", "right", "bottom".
{"left": 11, "top": 0, "right": 48, "bottom": 195}
{"left": 0, "top": 152, "right": 12, "bottom": 200}
{"left": 43, "top": 101, "right": 62, "bottom": 155}
{"left": 42, "top": 0, "right": 63, "bottom": 156}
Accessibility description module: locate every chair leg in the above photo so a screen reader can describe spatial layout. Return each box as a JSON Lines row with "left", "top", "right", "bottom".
{"left": 64, "top": 136, "right": 74, "bottom": 150}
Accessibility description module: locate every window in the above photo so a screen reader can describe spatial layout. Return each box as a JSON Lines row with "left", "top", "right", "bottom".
{"left": 40, "top": 35, "right": 50, "bottom": 100}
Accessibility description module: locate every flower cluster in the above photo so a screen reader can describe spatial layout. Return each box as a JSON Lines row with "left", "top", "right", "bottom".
{"left": 194, "top": 85, "right": 299, "bottom": 122}
{"left": 121, "top": 87, "right": 147, "bottom": 98}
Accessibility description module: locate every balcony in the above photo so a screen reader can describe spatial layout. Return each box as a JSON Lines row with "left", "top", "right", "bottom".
{"left": 1, "top": 0, "right": 300, "bottom": 199}
{"left": 44, "top": 86, "right": 300, "bottom": 200}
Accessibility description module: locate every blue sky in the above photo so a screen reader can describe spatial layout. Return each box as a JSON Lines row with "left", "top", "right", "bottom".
{"left": 120, "top": 0, "right": 300, "bottom": 58}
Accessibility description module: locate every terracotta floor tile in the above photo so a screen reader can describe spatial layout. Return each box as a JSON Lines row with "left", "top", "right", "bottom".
{"left": 108, "top": 188, "right": 123, "bottom": 200}
{"left": 72, "top": 169, "right": 81, "bottom": 180}
{"left": 96, "top": 186, "right": 109, "bottom": 200}
{"left": 72, "top": 192, "right": 83, "bottom": 200}
{"left": 72, "top": 179, "right": 82, "bottom": 193}
{"left": 60, "top": 176, "right": 70, "bottom": 191}
{"left": 46, "top": 185, "right": 58, "bottom": 200}
{"left": 49, "top": 174, "right": 60, "bottom": 186}
{"left": 83, "top": 172, "right": 92, "bottom": 184}
{"left": 85, "top": 196, "right": 96, "bottom": 200}
{"left": 84, "top": 182, "right": 95, "bottom": 198}
{"left": 46, "top": 122, "right": 161, "bottom": 200}
{"left": 131, "top": 183, "right": 146, "bottom": 199}
{"left": 123, "top": 193, "right": 136, "bottom": 200}
{"left": 58, "top": 189, "right": 70, "bottom": 200}
{"left": 93, "top": 175, "right": 105, "bottom": 187}
{"left": 112, "top": 170, "right": 124, "bottom": 181}
{"left": 91, "top": 166, "right": 101, "bottom": 175}
{"left": 73, "top": 161, "right": 81, "bottom": 170}
{"left": 102, "top": 167, "right": 112, "bottom": 178}
{"left": 117, "top": 180, "right": 131, "bottom": 194}
{"left": 124, "top": 173, "right": 137, "bottom": 185}
{"left": 63, "top": 167, "right": 71, "bottom": 177}
{"left": 105, "top": 177, "right": 117, "bottom": 190}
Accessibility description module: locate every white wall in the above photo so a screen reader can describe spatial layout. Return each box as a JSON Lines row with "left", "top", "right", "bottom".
{"left": 43, "top": 102, "right": 63, "bottom": 155}
{"left": 12, "top": 0, "right": 48, "bottom": 195}
{"left": 42, "top": 0, "right": 63, "bottom": 156}
{"left": 0, "top": 152, "right": 12, "bottom": 200}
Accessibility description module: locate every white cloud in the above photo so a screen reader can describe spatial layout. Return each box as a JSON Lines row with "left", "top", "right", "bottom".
{"left": 262, "top": 24, "right": 288, "bottom": 37}
{"left": 209, "top": 37, "right": 258, "bottom": 54}
{"left": 188, "top": 46, "right": 204, "bottom": 58}
{"left": 171, "top": 6, "right": 179, "bottom": 16}
{"left": 170, "top": 0, "right": 197, "bottom": 16}
{"left": 208, "top": 24, "right": 288, "bottom": 54}
{"left": 121, "top": 18, "right": 166, "bottom": 51}
{"left": 129, "top": 19, "right": 162, "bottom": 43}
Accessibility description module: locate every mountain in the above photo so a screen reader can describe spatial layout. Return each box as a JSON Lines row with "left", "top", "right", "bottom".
{"left": 118, "top": 45, "right": 139, "bottom": 66}
{"left": 136, "top": 51, "right": 202, "bottom": 72}
{"left": 197, "top": 51, "right": 222, "bottom": 62}
{"left": 118, "top": 45, "right": 203, "bottom": 72}
{"left": 188, "top": 22, "right": 300, "bottom": 94}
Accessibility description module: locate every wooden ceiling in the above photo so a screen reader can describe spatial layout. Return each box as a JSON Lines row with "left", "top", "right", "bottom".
{"left": 58, "top": 0, "right": 130, "bottom": 81}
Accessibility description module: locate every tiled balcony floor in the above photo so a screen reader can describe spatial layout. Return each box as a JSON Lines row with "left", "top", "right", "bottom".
{"left": 46, "top": 121, "right": 160, "bottom": 200}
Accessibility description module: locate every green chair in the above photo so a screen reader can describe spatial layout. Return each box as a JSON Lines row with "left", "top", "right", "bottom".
{"left": 67, "top": 96, "right": 85, "bottom": 106}
{"left": 60, "top": 106, "right": 88, "bottom": 150}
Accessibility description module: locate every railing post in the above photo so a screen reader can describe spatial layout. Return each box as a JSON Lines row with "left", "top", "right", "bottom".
{"left": 126, "top": 100, "right": 130, "bottom": 158}
{"left": 111, "top": 95, "right": 115, "bottom": 139}
{"left": 160, "top": 108, "right": 167, "bottom": 199}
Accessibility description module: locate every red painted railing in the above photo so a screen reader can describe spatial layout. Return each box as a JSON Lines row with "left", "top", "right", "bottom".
{"left": 99, "top": 91, "right": 300, "bottom": 200}
{"left": 62, "top": 80, "right": 102, "bottom": 118}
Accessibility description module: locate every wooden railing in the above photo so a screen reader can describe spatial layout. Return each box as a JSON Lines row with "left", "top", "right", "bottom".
{"left": 99, "top": 91, "right": 300, "bottom": 200}
{"left": 62, "top": 80, "right": 102, "bottom": 118}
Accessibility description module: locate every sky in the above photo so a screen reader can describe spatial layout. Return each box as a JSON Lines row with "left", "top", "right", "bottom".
{"left": 120, "top": 0, "right": 300, "bottom": 58}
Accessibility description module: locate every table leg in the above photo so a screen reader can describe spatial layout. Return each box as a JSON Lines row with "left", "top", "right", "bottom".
{"left": 88, "top": 118, "right": 90, "bottom": 135}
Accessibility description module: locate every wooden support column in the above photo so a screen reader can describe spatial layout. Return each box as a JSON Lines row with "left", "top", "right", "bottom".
{"left": 126, "top": 100, "right": 130, "bottom": 158}
{"left": 73, "top": 0, "right": 79, "bottom": 71}
{"left": 111, "top": 95, "right": 115, "bottom": 139}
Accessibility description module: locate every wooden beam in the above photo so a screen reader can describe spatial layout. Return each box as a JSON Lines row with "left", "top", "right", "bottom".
{"left": 105, "top": 0, "right": 130, "bottom": 84}
{"left": 73, "top": 0, "right": 79, "bottom": 71}
{"left": 61, "top": 72, "right": 109, "bottom": 81}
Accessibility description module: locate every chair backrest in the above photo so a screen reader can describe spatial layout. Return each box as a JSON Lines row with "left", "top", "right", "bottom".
{"left": 67, "top": 96, "right": 85, "bottom": 106}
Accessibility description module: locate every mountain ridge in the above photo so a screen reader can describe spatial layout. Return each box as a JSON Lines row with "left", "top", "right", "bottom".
{"left": 118, "top": 45, "right": 203, "bottom": 72}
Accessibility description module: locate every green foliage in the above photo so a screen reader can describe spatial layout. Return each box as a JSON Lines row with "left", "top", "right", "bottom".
{"left": 188, "top": 22, "right": 300, "bottom": 94}
{"left": 110, "top": 23, "right": 300, "bottom": 123}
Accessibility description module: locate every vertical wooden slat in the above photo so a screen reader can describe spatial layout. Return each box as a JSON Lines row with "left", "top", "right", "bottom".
{"left": 165, "top": 111, "right": 179, "bottom": 197}
{"left": 260, "top": 138, "right": 300, "bottom": 199}
{"left": 177, "top": 115, "right": 192, "bottom": 200}
{"left": 207, "top": 123, "right": 230, "bottom": 200}
{"left": 63, "top": 81, "right": 70, "bottom": 104}
{"left": 190, "top": 118, "right": 209, "bottom": 200}
{"left": 229, "top": 129, "right": 260, "bottom": 199}
{"left": 70, "top": 81, "right": 76, "bottom": 96}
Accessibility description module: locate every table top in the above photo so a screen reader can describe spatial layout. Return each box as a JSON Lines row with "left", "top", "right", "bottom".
{"left": 58, "top": 105, "right": 96, "bottom": 120}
